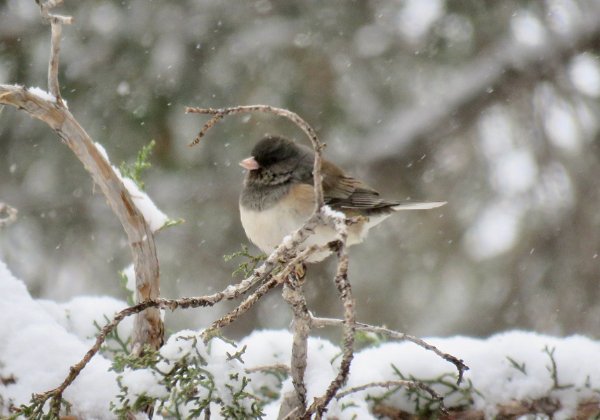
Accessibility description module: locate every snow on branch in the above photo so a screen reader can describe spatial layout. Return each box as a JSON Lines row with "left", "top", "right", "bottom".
{"left": 0, "top": 0, "right": 165, "bottom": 412}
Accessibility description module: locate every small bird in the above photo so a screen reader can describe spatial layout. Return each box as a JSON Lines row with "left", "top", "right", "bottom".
{"left": 239, "top": 136, "right": 446, "bottom": 262}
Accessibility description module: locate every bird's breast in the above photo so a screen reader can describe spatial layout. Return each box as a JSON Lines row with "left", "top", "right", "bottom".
{"left": 239, "top": 183, "right": 315, "bottom": 254}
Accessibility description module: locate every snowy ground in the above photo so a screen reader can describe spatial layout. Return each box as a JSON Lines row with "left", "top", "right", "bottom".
{"left": 1, "top": 259, "right": 599, "bottom": 419}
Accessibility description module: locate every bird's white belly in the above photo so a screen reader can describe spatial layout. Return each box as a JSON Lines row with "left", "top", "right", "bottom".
{"left": 240, "top": 203, "right": 308, "bottom": 254}
{"left": 240, "top": 202, "right": 392, "bottom": 262}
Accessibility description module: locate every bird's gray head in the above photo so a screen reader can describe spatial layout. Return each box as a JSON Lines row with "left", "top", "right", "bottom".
{"left": 239, "top": 136, "right": 313, "bottom": 210}
{"left": 240, "top": 136, "right": 312, "bottom": 186}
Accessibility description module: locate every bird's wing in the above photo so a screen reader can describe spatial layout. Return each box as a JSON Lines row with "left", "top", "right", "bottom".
{"left": 320, "top": 160, "right": 398, "bottom": 210}
{"left": 301, "top": 158, "right": 446, "bottom": 212}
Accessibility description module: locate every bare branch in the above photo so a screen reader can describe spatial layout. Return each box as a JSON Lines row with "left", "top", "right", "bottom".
{"left": 245, "top": 363, "right": 290, "bottom": 375}
{"left": 335, "top": 379, "right": 442, "bottom": 404}
{"left": 0, "top": 85, "right": 164, "bottom": 355}
{"left": 22, "top": 240, "right": 340, "bottom": 415}
{"left": 38, "top": 0, "right": 74, "bottom": 24}
{"left": 47, "top": 22, "right": 62, "bottom": 101}
{"left": 205, "top": 277, "right": 280, "bottom": 337}
{"left": 204, "top": 243, "right": 331, "bottom": 338}
{"left": 27, "top": 286, "right": 274, "bottom": 414}
{"left": 311, "top": 316, "right": 469, "bottom": 383}
{"left": 188, "top": 111, "right": 224, "bottom": 145}
{"left": 37, "top": 0, "right": 73, "bottom": 103}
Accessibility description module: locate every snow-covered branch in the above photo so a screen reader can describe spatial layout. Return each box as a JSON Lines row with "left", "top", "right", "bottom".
{"left": 0, "top": 1, "right": 164, "bottom": 411}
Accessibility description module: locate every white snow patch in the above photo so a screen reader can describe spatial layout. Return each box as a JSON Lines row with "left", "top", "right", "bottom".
{"left": 28, "top": 86, "right": 56, "bottom": 103}
{"left": 121, "top": 177, "right": 169, "bottom": 232}
{"left": 38, "top": 295, "right": 132, "bottom": 343}
{"left": 122, "top": 263, "right": 136, "bottom": 296}
{"left": 2, "top": 261, "right": 600, "bottom": 419}
{"left": 322, "top": 205, "right": 346, "bottom": 221}
{"left": 0, "top": 260, "right": 118, "bottom": 419}
{"left": 92, "top": 142, "right": 169, "bottom": 232}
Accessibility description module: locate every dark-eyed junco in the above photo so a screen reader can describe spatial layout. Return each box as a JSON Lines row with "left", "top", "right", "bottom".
{"left": 239, "top": 136, "right": 446, "bottom": 262}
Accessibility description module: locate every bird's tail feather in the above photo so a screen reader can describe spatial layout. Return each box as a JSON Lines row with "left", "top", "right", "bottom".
{"left": 392, "top": 201, "right": 447, "bottom": 211}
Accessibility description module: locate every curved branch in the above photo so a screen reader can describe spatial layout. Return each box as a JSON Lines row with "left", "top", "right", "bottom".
{"left": 0, "top": 85, "right": 163, "bottom": 354}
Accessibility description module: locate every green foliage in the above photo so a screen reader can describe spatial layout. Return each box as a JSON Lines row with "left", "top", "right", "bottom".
{"left": 119, "top": 139, "right": 155, "bottom": 190}
{"left": 506, "top": 356, "right": 527, "bottom": 375}
{"left": 9, "top": 396, "right": 72, "bottom": 420}
{"left": 159, "top": 217, "right": 185, "bottom": 231}
{"left": 543, "top": 345, "right": 573, "bottom": 391}
{"left": 355, "top": 365, "right": 478, "bottom": 418}
{"left": 94, "top": 315, "right": 131, "bottom": 357}
{"left": 224, "top": 244, "right": 267, "bottom": 278}
{"left": 354, "top": 330, "right": 387, "bottom": 350}
{"left": 110, "top": 336, "right": 266, "bottom": 419}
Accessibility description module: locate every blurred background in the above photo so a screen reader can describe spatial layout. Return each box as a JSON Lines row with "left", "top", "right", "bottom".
{"left": 1, "top": 0, "right": 600, "bottom": 340}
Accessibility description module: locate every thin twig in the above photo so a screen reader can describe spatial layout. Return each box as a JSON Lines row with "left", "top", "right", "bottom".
{"left": 48, "top": 22, "right": 62, "bottom": 101}
{"left": 245, "top": 364, "right": 290, "bottom": 375}
{"left": 335, "top": 379, "right": 442, "bottom": 403}
{"left": 204, "top": 277, "right": 280, "bottom": 339}
{"left": 188, "top": 111, "right": 224, "bottom": 145}
{"left": 203, "top": 243, "right": 332, "bottom": 339}
{"left": 306, "top": 211, "right": 356, "bottom": 419}
{"left": 37, "top": 0, "right": 73, "bottom": 104}
{"left": 311, "top": 317, "right": 469, "bottom": 384}
{"left": 335, "top": 380, "right": 448, "bottom": 415}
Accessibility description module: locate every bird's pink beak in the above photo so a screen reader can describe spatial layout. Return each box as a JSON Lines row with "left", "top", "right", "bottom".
{"left": 239, "top": 156, "right": 260, "bottom": 170}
